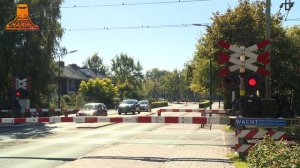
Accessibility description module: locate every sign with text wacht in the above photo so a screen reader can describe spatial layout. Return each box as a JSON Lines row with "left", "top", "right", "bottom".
{"left": 235, "top": 118, "right": 286, "bottom": 127}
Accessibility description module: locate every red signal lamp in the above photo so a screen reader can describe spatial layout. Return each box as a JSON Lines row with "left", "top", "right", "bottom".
{"left": 16, "top": 91, "right": 21, "bottom": 97}
{"left": 244, "top": 73, "right": 261, "bottom": 92}
{"left": 248, "top": 78, "right": 257, "bottom": 86}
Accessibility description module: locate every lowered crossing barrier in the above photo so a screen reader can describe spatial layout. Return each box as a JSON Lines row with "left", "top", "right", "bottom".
{"left": 157, "top": 109, "right": 227, "bottom": 116}
{"left": 0, "top": 116, "right": 231, "bottom": 125}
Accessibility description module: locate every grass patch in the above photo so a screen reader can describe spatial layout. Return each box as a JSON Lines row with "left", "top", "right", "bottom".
{"left": 227, "top": 152, "right": 248, "bottom": 168}
{"left": 223, "top": 125, "right": 234, "bottom": 133}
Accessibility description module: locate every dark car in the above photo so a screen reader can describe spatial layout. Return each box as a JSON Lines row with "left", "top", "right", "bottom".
{"left": 118, "top": 99, "right": 140, "bottom": 115}
{"left": 139, "top": 100, "right": 151, "bottom": 112}
{"left": 76, "top": 103, "right": 107, "bottom": 116}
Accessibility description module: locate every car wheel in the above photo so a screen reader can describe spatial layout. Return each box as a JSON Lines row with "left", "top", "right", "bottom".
{"left": 118, "top": 112, "right": 121, "bottom": 115}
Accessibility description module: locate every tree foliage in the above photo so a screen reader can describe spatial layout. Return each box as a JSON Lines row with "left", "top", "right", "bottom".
{"left": 83, "top": 53, "right": 109, "bottom": 76}
{"left": 142, "top": 68, "right": 195, "bottom": 101}
{"left": 111, "top": 53, "right": 143, "bottom": 99}
{"left": 285, "top": 26, "right": 300, "bottom": 114}
{"left": 79, "top": 78, "right": 118, "bottom": 105}
{"left": 142, "top": 68, "right": 168, "bottom": 100}
{"left": 0, "top": 0, "right": 64, "bottom": 106}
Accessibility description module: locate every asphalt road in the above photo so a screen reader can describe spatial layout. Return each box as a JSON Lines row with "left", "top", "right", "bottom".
{"left": 0, "top": 102, "right": 234, "bottom": 168}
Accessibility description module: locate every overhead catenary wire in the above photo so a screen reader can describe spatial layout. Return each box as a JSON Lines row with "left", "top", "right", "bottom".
{"left": 0, "top": 0, "right": 209, "bottom": 10}
{"left": 54, "top": 0, "right": 209, "bottom": 9}
{"left": 66, "top": 24, "right": 203, "bottom": 31}
{"left": 0, "top": 23, "right": 210, "bottom": 32}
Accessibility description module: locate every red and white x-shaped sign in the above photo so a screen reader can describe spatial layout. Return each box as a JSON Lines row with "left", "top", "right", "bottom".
{"left": 218, "top": 39, "right": 270, "bottom": 77}
{"left": 14, "top": 77, "right": 31, "bottom": 90}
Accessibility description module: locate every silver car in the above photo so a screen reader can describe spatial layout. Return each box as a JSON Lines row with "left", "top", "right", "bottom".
{"left": 139, "top": 100, "right": 151, "bottom": 112}
{"left": 118, "top": 99, "right": 140, "bottom": 115}
{"left": 76, "top": 103, "right": 107, "bottom": 116}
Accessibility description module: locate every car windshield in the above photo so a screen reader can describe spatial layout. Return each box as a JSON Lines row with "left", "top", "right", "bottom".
{"left": 139, "top": 101, "right": 148, "bottom": 104}
{"left": 123, "top": 100, "right": 136, "bottom": 104}
{"left": 82, "top": 104, "right": 97, "bottom": 110}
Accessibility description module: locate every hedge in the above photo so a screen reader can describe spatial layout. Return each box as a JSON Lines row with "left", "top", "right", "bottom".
{"left": 247, "top": 136, "right": 300, "bottom": 168}
{"left": 151, "top": 101, "right": 168, "bottom": 108}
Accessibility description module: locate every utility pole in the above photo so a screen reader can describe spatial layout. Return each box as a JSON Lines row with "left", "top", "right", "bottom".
{"left": 265, "top": 0, "right": 271, "bottom": 99}
{"left": 209, "top": 56, "right": 212, "bottom": 110}
{"left": 262, "top": 0, "right": 278, "bottom": 118}
{"left": 57, "top": 49, "right": 78, "bottom": 109}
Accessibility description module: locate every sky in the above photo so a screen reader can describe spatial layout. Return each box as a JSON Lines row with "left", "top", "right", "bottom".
{"left": 60, "top": 0, "right": 299, "bottom": 73}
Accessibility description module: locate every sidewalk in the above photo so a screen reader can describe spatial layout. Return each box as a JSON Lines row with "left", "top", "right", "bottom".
{"left": 211, "top": 101, "right": 224, "bottom": 110}
{"left": 57, "top": 143, "right": 233, "bottom": 168}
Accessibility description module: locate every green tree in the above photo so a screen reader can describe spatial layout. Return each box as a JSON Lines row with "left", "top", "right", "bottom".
{"left": 161, "top": 70, "right": 182, "bottom": 101}
{"left": 286, "top": 26, "right": 300, "bottom": 114}
{"left": 79, "top": 78, "right": 118, "bottom": 106}
{"left": 83, "top": 53, "right": 109, "bottom": 76}
{"left": 111, "top": 53, "right": 143, "bottom": 99}
{"left": 0, "top": 1, "right": 64, "bottom": 107}
{"left": 142, "top": 68, "right": 168, "bottom": 100}
{"left": 181, "top": 61, "right": 196, "bottom": 101}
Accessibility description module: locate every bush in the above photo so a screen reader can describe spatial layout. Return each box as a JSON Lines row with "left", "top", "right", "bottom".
{"left": 247, "top": 136, "right": 300, "bottom": 168}
{"left": 199, "top": 100, "right": 210, "bottom": 108}
{"left": 63, "top": 95, "right": 72, "bottom": 104}
{"left": 152, "top": 101, "right": 168, "bottom": 108}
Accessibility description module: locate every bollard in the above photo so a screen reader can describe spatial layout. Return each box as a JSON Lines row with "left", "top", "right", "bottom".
{"left": 157, "top": 109, "right": 161, "bottom": 116}
{"left": 64, "top": 110, "right": 68, "bottom": 117}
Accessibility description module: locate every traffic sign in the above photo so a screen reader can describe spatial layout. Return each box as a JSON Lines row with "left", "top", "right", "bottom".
{"left": 217, "top": 39, "right": 270, "bottom": 76}
{"left": 235, "top": 118, "right": 286, "bottom": 127}
{"left": 245, "top": 39, "right": 270, "bottom": 52}
{"left": 14, "top": 77, "right": 31, "bottom": 90}
{"left": 15, "top": 78, "right": 28, "bottom": 90}
{"left": 218, "top": 40, "right": 242, "bottom": 53}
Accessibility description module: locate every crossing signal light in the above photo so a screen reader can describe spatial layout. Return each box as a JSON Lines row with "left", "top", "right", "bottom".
{"left": 16, "top": 90, "right": 21, "bottom": 97}
{"left": 244, "top": 73, "right": 261, "bottom": 92}
{"left": 15, "top": 89, "right": 29, "bottom": 98}
{"left": 248, "top": 78, "right": 257, "bottom": 86}
{"left": 223, "top": 73, "right": 240, "bottom": 91}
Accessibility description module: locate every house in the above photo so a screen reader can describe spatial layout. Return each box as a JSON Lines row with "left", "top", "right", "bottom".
{"left": 58, "top": 65, "right": 106, "bottom": 95}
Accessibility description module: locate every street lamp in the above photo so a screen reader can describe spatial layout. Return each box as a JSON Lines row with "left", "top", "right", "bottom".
{"left": 58, "top": 49, "right": 78, "bottom": 109}
{"left": 193, "top": 23, "right": 212, "bottom": 110}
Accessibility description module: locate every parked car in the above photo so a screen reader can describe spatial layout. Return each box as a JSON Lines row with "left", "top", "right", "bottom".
{"left": 76, "top": 103, "right": 107, "bottom": 116}
{"left": 139, "top": 100, "right": 151, "bottom": 112}
{"left": 118, "top": 99, "right": 140, "bottom": 115}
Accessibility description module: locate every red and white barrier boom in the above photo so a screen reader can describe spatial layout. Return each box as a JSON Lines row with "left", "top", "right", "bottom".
{"left": 0, "top": 116, "right": 230, "bottom": 125}
{"left": 157, "top": 108, "right": 226, "bottom": 116}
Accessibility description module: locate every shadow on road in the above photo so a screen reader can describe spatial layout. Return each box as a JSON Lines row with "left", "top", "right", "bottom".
{"left": 0, "top": 123, "right": 55, "bottom": 140}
